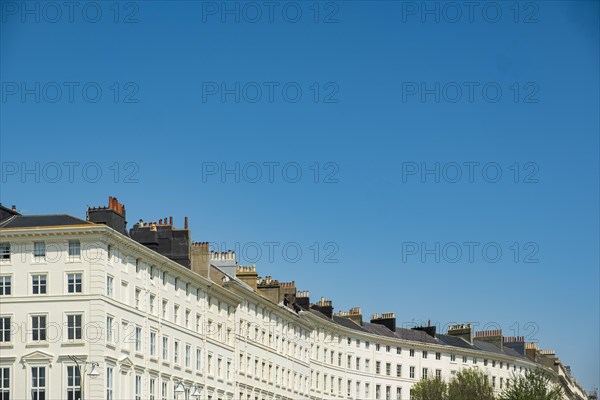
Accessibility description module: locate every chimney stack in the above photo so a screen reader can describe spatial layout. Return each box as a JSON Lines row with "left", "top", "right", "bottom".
{"left": 295, "top": 291, "right": 310, "bottom": 310}
{"left": 475, "top": 329, "right": 503, "bottom": 350}
{"left": 11, "top": 205, "right": 16, "bottom": 212}
{"left": 503, "top": 336, "right": 526, "bottom": 356}
{"left": 371, "top": 312, "right": 396, "bottom": 332}
{"left": 184, "top": 216, "right": 188, "bottom": 229}
{"left": 310, "top": 297, "right": 334, "bottom": 319}
{"left": 336, "top": 307, "right": 363, "bottom": 326}
{"left": 447, "top": 323, "right": 473, "bottom": 344}
{"left": 87, "top": 196, "right": 127, "bottom": 235}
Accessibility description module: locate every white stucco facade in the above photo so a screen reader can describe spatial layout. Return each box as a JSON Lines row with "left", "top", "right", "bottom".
{"left": 0, "top": 224, "right": 588, "bottom": 400}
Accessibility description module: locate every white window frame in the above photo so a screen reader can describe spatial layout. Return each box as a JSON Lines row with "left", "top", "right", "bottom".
{"left": 31, "top": 366, "right": 46, "bottom": 400}
{"left": 66, "top": 272, "right": 83, "bottom": 294}
{"left": 68, "top": 240, "right": 81, "bottom": 260}
{"left": 31, "top": 273, "right": 47, "bottom": 295}
{"left": 0, "top": 275, "right": 11, "bottom": 296}
{"left": 31, "top": 314, "right": 47, "bottom": 342}
{"left": 66, "top": 314, "right": 83, "bottom": 341}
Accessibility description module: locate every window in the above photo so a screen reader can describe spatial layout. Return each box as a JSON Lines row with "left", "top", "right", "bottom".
{"left": 161, "top": 381, "right": 168, "bottom": 400}
{"left": 174, "top": 340, "right": 180, "bottom": 364}
{"left": 356, "top": 357, "right": 360, "bottom": 370}
{"left": 31, "top": 315, "right": 46, "bottom": 341}
{"left": 121, "top": 282, "right": 128, "bottom": 304}
{"left": 365, "top": 383, "right": 370, "bottom": 398}
{"left": 66, "top": 365, "right": 81, "bottom": 400}
{"left": 106, "top": 316, "right": 114, "bottom": 343}
{"left": 34, "top": 242, "right": 45, "bottom": 260}
{"left": 386, "top": 345, "right": 391, "bottom": 352}
{"left": 32, "top": 274, "right": 47, "bottom": 294}
{"left": 162, "top": 271, "right": 167, "bottom": 286}
{"left": 376, "top": 344, "right": 380, "bottom": 351}
{"left": 0, "top": 317, "right": 10, "bottom": 342}
{"left": 462, "top": 355, "right": 467, "bottom": 363}
{"left": 162, "top": 300, "right": 168, "bottom": 318}
{"left": 450, "top": 354, "right": 456, "bottom": 362}
{"left": 173, "top": 305, "right": 179, "bottom": 323}
{"left": 0, "top": 243, "right": 10, "bottom": 260}
{"left": 386, "top": 386, "right": 391, "bottom": 400}
{"left": 376, "top": 361, "right": 381, "bottom": 374}
{"left": 376, "top": 384, "right": 381, "bottom": 399}
{"left": 396, "top": 387, "right": 402, "bottom": 400}
{"left": 409, "top": 366, "right": 415, "bottom": 379}
{"left": 162, "top": 336, "right": 169, "bottom": 360}
{"left": 422, "top": 351, "right": 428, "bottom": 359}
{"left": 409, "top": 348, "right": 415, "bottom": 357}
{"left": 0, "top": 368, "right": 10, "bottom": 400}
{"left": 397, "top": 347, "right": 402, "bottom": 355}
{"left": 436, "top": 369, "right": 442, "bottom": 379}
{"left": 422, "top": 368, "right": 428, "bottom": 379}
{"left": 68, "top": 240, "right": 80, "bottom": 258}
{"left": 107, "top": 245, "right": 113, "bottom": 260}
{"left": 31, "top": 367, "right": 46, "bottom": 400}
{"left": 436, "top": 352, "right": 441, "bottom": 360}
{"left": 149, "top": 295, "right": 155, "bottom": 314}
{"left": 185, "top": 344, "right": 191, "bottom": 368}
{"left": 396, "top": 364, "right": 402, "bottom": 377}
{"left": 67, "top": 314, "right": 82, "bottom": 340}
{"left": 0, "top": 276, "right": 10, "bottom": 295}
{"left": 106, "top": 275, "right": 113, "bottom": 297}
{"left": 135, "top": 288, "right": 141, "bottom": 309}
{"left": 135, "top": 326, "right": 142, "bottom": 352}
{"left": 149, "top": 378, "right": 156, "bottom": 400}
{"left": 386, "top": 363, "right": 391, "bottom": 376}
{"left": 67, "top": 273, "right": 82, "bottom": 293}
{"left": 135, "top": 375, "right": 142, "bottom": 400}
{"left": 196, "top": 348, "right": 202, "bottom": 370}
{"left": 150, "top": 331, "right": 157, "bottom": 356}
{"left": 135, "top": 259, "right": 141, "bottom": 274}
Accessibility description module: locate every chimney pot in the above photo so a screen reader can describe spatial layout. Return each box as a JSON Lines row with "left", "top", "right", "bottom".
{"left": 11, "top": 205, "right": 16, "bottom": 212}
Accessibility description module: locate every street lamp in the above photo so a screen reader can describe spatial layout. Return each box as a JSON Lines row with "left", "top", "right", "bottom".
{"left": 68, "top": 356, "right": 100, "bottom": 400}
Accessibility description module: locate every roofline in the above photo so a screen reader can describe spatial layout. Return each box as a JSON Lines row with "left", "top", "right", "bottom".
{"left": 0, "top": 224, "right": 244, "bottom": 306}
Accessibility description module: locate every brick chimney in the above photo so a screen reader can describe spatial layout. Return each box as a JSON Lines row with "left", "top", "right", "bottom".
{"left": 336, "top": 307, "right": 363, "bottom": 326}
{"left": 129, "top": 215, "right": 191, "bottom": 268}
{"left": 87, "top": 196, "right": 127, "bottom": 235}
{"left": 311, "top": 297, "right": 334, "bottom": 319}
{"left": 475, "top": 329, "right": 503, "bottom": 350}
{"left": 296, "top": 291, "right": 310, "bottom": 310}
{"left": 503, "top": 336, "right": 526, "bottom": 356}
{"left": 413, "top": 320, "right": 436, "bottom": 337}
{"left": 371, "top": 312, "right": 397, "bottom": 332}
{"left": 191, "top": 242, "right": 211, "bottom": 277}
{"left": 525, "top": 342, "right": 541, "bottom": 362}
{"left": 447, "top": 323, "right": 473, "bottom": 344}
{"left": 236, "top": 265, "right": 258, "bottom": 291}
{"left": 257, "top": 276, "right": 281, "bottom": 304}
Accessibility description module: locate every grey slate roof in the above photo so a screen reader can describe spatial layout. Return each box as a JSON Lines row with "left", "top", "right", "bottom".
{"left": 363, "top": 322, "right": 398, "bottom": 338}
{"left": 436, "top": 334, "right": 476, "bottom": 349}
{"left": 0, "top": 215, "right": 91, "bottom": 228}
{"left": 332, "top": 316, "right": 369, "bottom": 333}
{"left": 396, "top": 328, "right": 439, "bottom": 344}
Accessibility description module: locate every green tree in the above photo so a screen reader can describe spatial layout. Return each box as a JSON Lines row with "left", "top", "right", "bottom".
{"left": 499, "top": 369, "right": 562, "bottom": 400}
{"left": 447, "top": 368, "right": 495, "bottom": 400}
{"left": 411, "top": 377, "right": 448, "bottom": 400}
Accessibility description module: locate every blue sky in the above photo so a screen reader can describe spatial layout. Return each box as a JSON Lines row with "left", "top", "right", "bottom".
{"left": 1, "top": 0, "right": 598, "bottom": 390}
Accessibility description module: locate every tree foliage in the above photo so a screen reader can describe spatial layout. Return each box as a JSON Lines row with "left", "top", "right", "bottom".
{"left": 498, "top": 369, "right": 563, "bottom": 400}
{"left": 411, "top": 377, "right": 448, "bottom": 400}
{"left": 447, "top": 368, "right": 495, "bottom": 400}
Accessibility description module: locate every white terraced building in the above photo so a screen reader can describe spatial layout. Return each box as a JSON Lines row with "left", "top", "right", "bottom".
{"left": 0, "top": 200, "right": 589, "bottom": 400}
